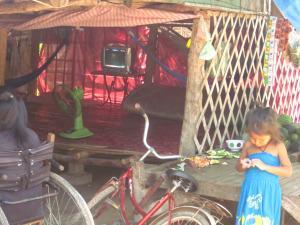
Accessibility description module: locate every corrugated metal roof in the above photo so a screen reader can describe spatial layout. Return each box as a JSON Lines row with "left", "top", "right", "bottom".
{"left": 182, "top": 0, "right": 267, "bottom": 13}
{"left": 0, "top": 15, "right": 36, "bottom": 29}
{"left": 14, "top": 6, "right": 199, "bottom": 30}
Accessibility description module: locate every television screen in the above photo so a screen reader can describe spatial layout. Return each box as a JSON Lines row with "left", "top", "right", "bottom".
{"left": 104, "top": 48, "right": 126, "bottom": 68}
{"left": 102, "top": 44, "right": 131, "bottom": 75}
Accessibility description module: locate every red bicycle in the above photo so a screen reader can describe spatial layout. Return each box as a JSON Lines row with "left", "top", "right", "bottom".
{"left": 87, "top": 104, "right": 232, "bottom": 225}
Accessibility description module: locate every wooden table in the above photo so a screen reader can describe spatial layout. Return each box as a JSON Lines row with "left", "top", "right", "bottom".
{"left": 142, "top": 158, "right": 300, "bottom": 223}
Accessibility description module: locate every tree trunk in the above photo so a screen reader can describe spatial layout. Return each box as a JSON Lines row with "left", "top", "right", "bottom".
{"left": 179, "top": 17, "right": 207, "bottom": 156}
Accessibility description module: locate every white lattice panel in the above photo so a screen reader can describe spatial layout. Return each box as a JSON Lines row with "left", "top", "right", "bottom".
{"left": 193, "top": 12, "right": 300, "bottom": 151}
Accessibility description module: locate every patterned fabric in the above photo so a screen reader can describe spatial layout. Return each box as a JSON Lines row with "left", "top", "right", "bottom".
{"left": 236, "top": 152, "right": 282, "bottom": 225}
{"left": 0, "top": 130, "right": 43, "bottom": 225}
{"left": 14, "top": 6, "right": 198, "bottom": 30}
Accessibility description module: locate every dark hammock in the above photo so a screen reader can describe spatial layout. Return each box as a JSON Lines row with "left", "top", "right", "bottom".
{"left": 4, "top": 37, "right": 67, "bottom": 89}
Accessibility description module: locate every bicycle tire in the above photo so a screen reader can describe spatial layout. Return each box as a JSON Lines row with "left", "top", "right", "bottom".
{"left": 149, "top": 206, "right": 215, "bottom": 225}
{"left": 43, "top": 172, "right": 95, "bottom": 225}
{"left": 87, "top": 185, "right": 122, "bottom": 223}
{"left": 0, "top": 207, "right": 9, "bottom": 225}
{"left": 88, "top": 185, "right": 116, "bottom": 212}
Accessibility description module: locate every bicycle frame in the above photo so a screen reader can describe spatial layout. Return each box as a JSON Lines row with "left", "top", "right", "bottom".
{"left": 114, "top": 105, "right": 184, "bottom": 224}
{"left": 118, "top": 167, "right": 178, "bottom": 225}
{"left": 91, "top": 105, "right": 232, "bottom": 224}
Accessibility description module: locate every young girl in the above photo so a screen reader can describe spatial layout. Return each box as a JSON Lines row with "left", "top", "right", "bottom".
{"left": 235, "top": 107, "right": 292, "bottom": 225}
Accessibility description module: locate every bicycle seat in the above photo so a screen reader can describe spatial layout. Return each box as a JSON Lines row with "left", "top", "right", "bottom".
{"left": 166, "top": 169, "right": 198, "bottom": 193}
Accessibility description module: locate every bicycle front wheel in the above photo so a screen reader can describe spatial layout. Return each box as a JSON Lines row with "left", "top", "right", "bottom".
{"left": 149, "top": 206, "right": 213, "bottom": 225}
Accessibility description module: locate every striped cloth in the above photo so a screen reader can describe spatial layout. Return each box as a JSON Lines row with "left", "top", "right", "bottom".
{"left": 14, "top": 5, "right": 199, "bottom": 30}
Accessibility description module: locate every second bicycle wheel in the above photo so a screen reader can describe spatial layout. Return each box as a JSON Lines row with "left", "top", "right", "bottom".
{"left": 0, "top": 207, "right": 9, "bottom": 225}
{"left": 149, "top": 206, "right": 213, "bottom": 225}
{"left": 43, "top": 172, "right": 94, "bottom": 225}
{"left": 0, "top": 173, "right": 94, "bottom": 225}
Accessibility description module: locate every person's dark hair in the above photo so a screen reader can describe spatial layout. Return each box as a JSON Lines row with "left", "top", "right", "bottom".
{"left": 0, "top": 89, "right": 38, "bottom": 149}
{"left": 245, "top": 107, "right": 282, "bottom": 143}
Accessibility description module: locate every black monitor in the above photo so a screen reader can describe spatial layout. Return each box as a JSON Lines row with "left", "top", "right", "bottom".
{"left": 102, "top": 44, "right": 131, "bottom": 75}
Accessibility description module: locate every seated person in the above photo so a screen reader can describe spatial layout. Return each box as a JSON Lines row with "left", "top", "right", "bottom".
{"left": 0, "top": 88, "right": 43, "bottom": 224}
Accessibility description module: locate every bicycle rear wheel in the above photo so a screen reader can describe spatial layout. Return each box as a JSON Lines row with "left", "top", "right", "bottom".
{"left": 149, "top": 206, "right": 213, "bottom": 225}
{"left": 43, "top": 172, "right": 94, "bottom": 225}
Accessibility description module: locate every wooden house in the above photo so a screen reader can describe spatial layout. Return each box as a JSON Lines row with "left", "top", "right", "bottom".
{"left": 0, "top": 0, "right": 288, "bottom": 157}
{"left": 0, "top": 0, "right": 300, "bottom": 223}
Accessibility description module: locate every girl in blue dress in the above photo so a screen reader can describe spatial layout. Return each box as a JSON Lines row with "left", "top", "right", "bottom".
{"left": 235, "top": 107, "right": 293, "bottom": 225}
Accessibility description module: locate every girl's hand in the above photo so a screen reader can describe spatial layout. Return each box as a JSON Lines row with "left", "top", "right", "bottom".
{"left": 240, "top": 158, "right": 252, "bottom": 169}
{"left": 251, "top": 158, "right": 268, "bottom": 171}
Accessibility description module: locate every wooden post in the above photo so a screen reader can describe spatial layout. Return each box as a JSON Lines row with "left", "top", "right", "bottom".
{"left": 144, "top": 26, "right": 158, "bottom": 85}
{"left": 16, "top": 32, "right": 33, "bottom": 94}
{"left": 0, "top": 28, "right": 7, "bottom": 86}
{"left": 179, "top": 17, "right": 207, "bottom": 156}
{"left": 28, "top": 31, "right": 40, "bottom": 95}
{"left": 47, "top": 132, "right": 56, "bottom": 143}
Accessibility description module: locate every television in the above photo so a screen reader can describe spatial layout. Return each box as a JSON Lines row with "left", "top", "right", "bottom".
{"left": 102, "top": 44, "right": 132, "bottom": 75}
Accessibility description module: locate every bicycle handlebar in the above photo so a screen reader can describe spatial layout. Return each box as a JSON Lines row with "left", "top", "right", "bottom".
{"left": 135, "top": 103, "right": 181, "bottom": 162}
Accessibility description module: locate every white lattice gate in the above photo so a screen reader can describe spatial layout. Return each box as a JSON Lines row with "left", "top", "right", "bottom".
{"left": 194, "top": 11, "right": 300, "bottom": 151}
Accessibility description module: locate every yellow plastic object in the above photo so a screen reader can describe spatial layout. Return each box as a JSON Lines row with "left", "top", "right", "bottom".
{"left": 186, "top": 38, "right": 191, "bottom": 49}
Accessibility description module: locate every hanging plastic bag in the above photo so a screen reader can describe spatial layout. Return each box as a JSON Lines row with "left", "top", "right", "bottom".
{"left": 199, "top": 36, "right": 216, "bottom": 60}
{"left": 198, "top": 18, "right": 216, "bottom": 60}
{"left": 186, "top": 17, "right": 217, "bottom": 60}
{"left": 186, "top": 16, "right": 216, "bottom": 60}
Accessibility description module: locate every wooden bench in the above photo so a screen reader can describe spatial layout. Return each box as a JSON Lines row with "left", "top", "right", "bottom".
{"left": 136, "top": 158, "right": 300, "bottom": 224}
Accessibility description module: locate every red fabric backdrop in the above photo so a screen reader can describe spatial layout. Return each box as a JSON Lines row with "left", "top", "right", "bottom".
{"left": 35, "top": 27, "right": 188, "bottom": 103}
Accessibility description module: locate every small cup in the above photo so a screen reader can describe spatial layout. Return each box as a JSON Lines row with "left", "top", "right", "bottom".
{"left": 226, "top": 139, "right": 244, "bottom": 152}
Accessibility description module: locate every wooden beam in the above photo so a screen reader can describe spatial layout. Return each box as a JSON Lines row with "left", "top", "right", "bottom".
{"left": 0, "top": 28, "right": 7, "bottom": 86}
{"left": 145, "top": 3, "right": 199, "bottom": 14}
{"left": 144, "top": 26, "right": 158, "bottom": 85}
{"left": 130, "top": 1, "right": 267, "bottom": 15}
{"left": 282, "top": 196, "right": 300, "bottom": 223}
{"left": 28, "top": 31, "right": 40, "bottom": 95}
{"left": 53, "top": 153, "right": 133, "bottom": 168}
{"left": 0, "top": 0, "right": 98, "bottom": 15}
{"left": 179, "top": 17, "right": 207, "bottom": 156}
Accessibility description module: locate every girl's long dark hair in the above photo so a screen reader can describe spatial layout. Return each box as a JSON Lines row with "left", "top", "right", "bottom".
{"left": 245, "top": 107, "right": 282, "bottom": 144}
{"left": 0, "top": 90, "right": 37, "bottom": 149}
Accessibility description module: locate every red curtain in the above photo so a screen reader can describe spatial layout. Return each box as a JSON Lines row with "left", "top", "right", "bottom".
{"left": 35, "top": 26, "right": 188, "bottom": 103}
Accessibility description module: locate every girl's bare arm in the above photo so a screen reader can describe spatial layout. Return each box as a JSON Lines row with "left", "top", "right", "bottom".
{"left": 236, "top": 141, "right": 250, "bottom": 172}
